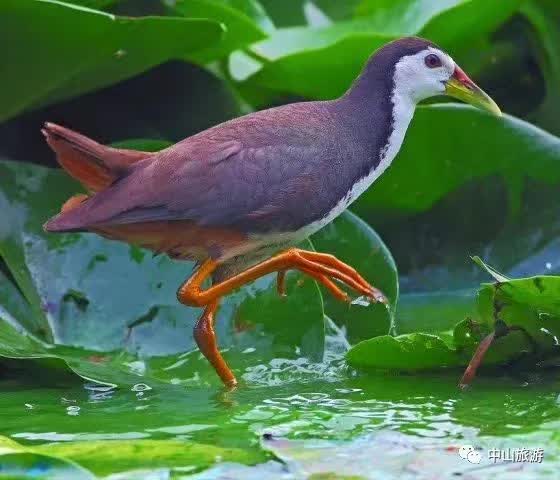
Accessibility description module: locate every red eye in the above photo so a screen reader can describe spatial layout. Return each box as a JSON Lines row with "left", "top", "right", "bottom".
{"left": 424, "top": 54, "right": 442, "bottom": 69}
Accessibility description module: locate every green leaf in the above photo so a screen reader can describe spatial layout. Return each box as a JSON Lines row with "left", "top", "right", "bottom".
{"left": 347, "top": 333, "right": 464, "bottom": 370}
{"left": 0, "top": 0, "right": 223, "bottom": 122}
{"left": 472, "top": 259, "right": 560, "bottom": 354}
{"left": 355, "top": 0, "right": 467, "bottom": 35}
{"left": 311, "top": 211, "right": 398, "bottom": 343}
{"left": 232, "top": 0, "right": 520, "bottom": 101}
{"left": 347, "top": 259, "right": 560, "bottom": 372}
{"left": 0, "top": 158, "right": 325, "bottom": 386}
{"left": 169, "top": 0, "right": 270, "bottom": 63}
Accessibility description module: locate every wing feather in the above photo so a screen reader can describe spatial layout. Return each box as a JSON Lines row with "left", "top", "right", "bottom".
{"left": 50, "top": 102, "right": 347, "bottom": 235}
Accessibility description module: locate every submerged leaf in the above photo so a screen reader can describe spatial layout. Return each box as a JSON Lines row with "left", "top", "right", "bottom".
{"left": 34, "top": 438, "right": 262, "bottom": 477}
{"left": 0, "top": 435, "right": 94, "bottom": 480}
{"left": 0, "top": 435, "right": 262, "bottom": 478}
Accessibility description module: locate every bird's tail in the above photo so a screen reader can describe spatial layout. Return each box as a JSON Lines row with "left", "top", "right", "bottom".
{"left": 42, "top": 122, "right": 153, "bottom": 232}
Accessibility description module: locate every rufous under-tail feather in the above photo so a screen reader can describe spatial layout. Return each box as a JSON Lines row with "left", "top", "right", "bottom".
{"left": 42, "top": 122, "right": 154, "bottom": 231}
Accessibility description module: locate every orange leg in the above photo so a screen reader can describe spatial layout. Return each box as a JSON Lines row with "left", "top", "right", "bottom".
{"left": 178, "top": 248, "right": 386, "bottom": 386}
{"left": 178, "top": 248, "right": 386, "bottom": 308}
{"left": 193, "top": 300, "right": 237, "bottom": 388}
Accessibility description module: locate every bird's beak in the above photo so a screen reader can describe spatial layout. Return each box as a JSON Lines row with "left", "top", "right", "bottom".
{"left": 445, "top": 66, "right": 502, "bottom": 116}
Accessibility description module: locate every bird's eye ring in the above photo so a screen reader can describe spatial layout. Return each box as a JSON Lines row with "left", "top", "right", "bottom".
{"left": 424, "top": 54, "right": 442, "bottom": 69}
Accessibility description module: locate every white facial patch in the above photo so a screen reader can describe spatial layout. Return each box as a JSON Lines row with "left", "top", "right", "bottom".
{"left": 393, "top": 47, "right": 455, "bottom": 103}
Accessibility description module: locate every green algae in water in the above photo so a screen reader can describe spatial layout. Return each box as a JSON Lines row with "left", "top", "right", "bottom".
{"left": 2, "top": 354, "right": 560, "bottom": 478}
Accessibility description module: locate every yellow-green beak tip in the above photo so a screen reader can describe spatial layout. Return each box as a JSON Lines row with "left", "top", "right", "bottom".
{"left": 445, "top": 66, "right": 502, "bottom": 117}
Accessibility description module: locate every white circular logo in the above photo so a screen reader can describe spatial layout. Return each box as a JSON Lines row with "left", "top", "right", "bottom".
{"left": 467, "top": 450, "right": 482, "bottom": 464}
{"left": 458, "top": 445, "right": 482, "bottom": 464}
{"left": 458, "top": 445, "right": 475, "bottom": 460}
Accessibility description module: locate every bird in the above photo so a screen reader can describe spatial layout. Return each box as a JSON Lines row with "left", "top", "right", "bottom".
{"left": 43, "top": 36, "right": 501, "bottom": 388}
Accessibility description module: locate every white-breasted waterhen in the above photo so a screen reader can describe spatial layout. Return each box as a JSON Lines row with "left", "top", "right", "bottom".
{"left": 43, "top": 37, "right": 501, "bottom": 387}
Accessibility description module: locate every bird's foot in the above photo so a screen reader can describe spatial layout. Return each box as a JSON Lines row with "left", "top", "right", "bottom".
{"left": 295, "top": 250, "right": 387, "bottom": 304}
{"left": 271, "top": 250, "right": 386, "bottom": 304}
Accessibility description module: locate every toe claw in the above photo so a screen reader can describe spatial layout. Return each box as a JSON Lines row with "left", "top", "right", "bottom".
{"left": 370, "top": 289, "right": 388, "bottom": 304}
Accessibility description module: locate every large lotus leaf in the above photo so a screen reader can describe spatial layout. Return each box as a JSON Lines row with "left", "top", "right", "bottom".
{"left": 311, "top": 210, "right": 398, "bottom": 343}
{"left": 0, "top": 154, "right": 397, "bottom": 385}
{"left": 231, "top": 0, "right": 520, "bottom": 101}
{"left": 0, "top": 158, "right": 325, "bottom": 386}
{"left": 0, "top": 0, "right": 223, "bottom": 122}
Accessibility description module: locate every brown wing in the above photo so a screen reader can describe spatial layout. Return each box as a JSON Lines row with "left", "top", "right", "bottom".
{"left": 44, "top": 102, "right": 343, "bottom": 235}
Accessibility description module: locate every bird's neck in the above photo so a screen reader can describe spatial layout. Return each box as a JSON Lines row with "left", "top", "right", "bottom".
{"left": 339, "top": 71, "right": 416, "bottom": 175}
{"left": 379, "top": 89, "right": 415, "bottom": 171}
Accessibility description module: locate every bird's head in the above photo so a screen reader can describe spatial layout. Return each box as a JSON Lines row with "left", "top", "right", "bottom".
{"left": 356, "top": 37, "right": 501, "bottom": 116}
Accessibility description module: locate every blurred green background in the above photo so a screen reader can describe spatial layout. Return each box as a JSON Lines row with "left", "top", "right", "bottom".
{"left": 1, "top": 1, "right": 560, "bottom": 478}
